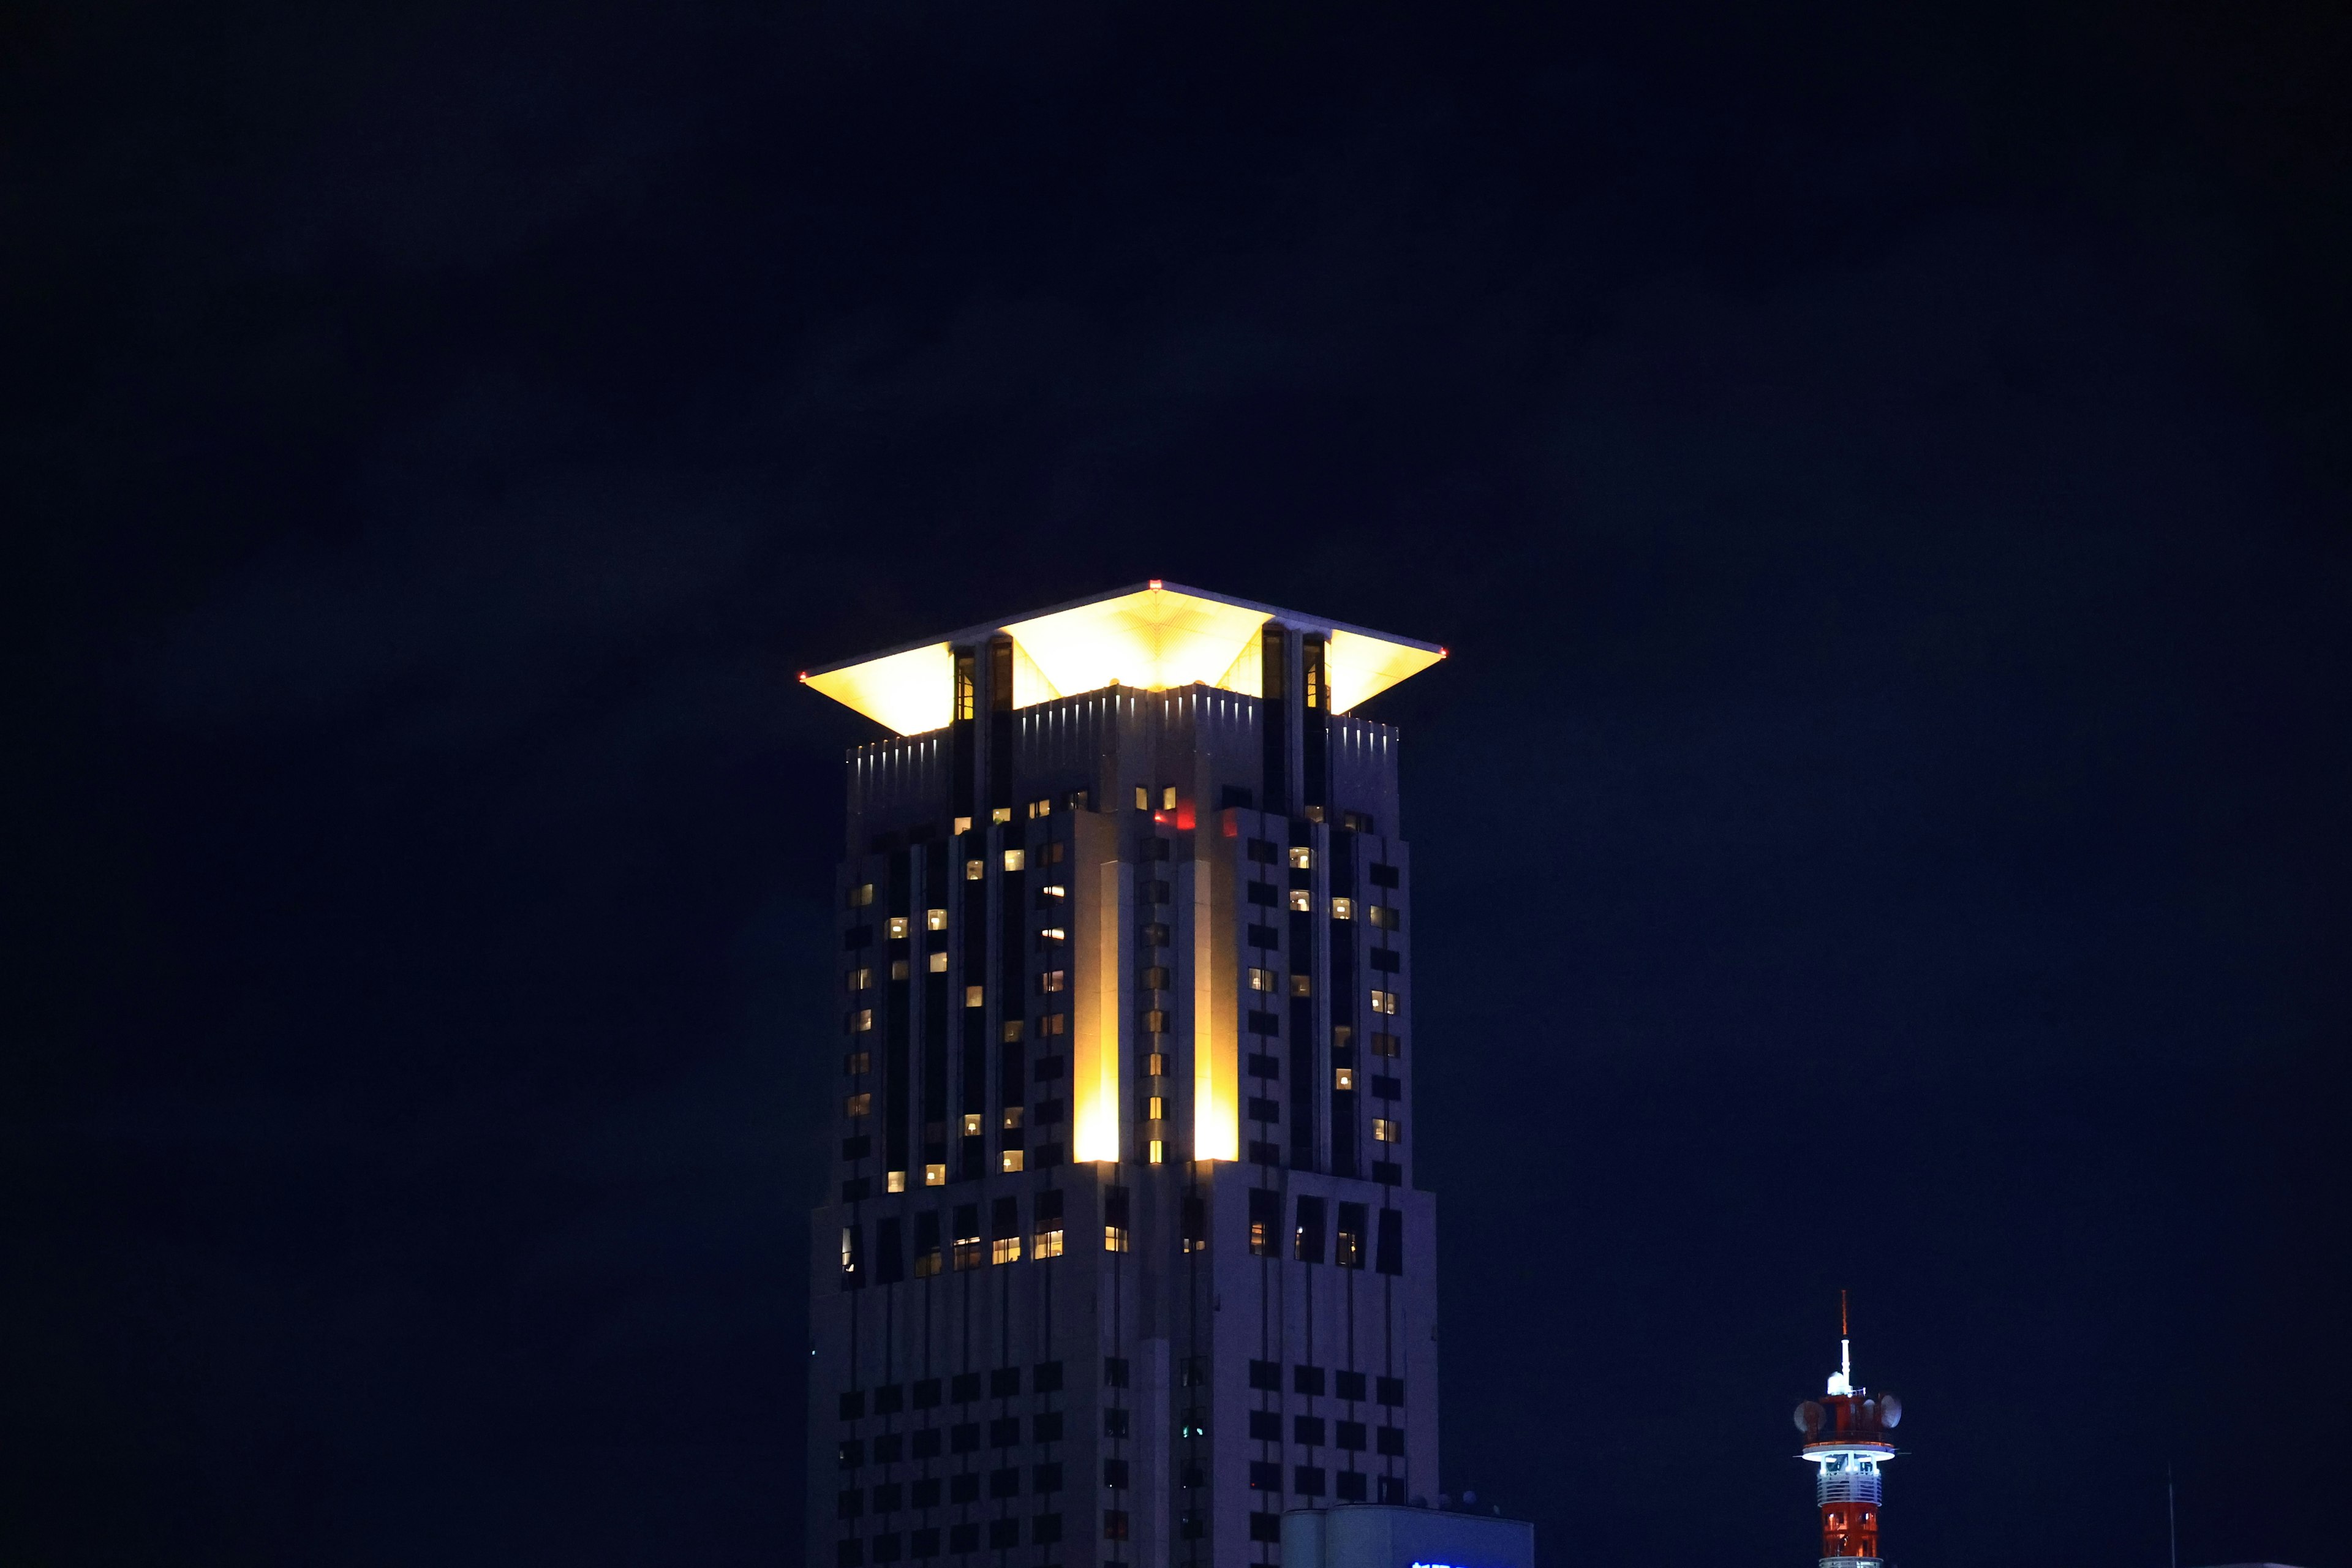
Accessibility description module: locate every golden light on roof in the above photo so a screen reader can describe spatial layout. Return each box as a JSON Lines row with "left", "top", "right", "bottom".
{"left": 804, "top": 582, "right": 1443, "bottom": 735}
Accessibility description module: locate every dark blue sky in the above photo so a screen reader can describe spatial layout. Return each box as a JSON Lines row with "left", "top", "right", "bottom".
{"left": 7, "top": 2, "right": 2348, "bottom": 1565}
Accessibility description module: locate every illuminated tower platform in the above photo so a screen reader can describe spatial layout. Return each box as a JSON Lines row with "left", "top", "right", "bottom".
{"left": 1792, "top": 1297, "right": 1903, "bottom": 1568}
{"left": 804, "top": 583, "right": 1447, "bottom": 1568}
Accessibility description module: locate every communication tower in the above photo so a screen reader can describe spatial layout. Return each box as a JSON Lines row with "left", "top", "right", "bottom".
{"left": 1792, "top": 1292, "right": 1902, "bottom": 1568}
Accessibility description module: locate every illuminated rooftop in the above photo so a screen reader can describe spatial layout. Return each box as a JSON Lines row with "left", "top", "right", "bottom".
{"left": 802, "top": 581, "right": 1446, "bottom": 736}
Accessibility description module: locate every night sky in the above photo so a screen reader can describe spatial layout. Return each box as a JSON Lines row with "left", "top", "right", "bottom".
{"left": 8, "top": 2, "right": 2350, "bottom": 1565}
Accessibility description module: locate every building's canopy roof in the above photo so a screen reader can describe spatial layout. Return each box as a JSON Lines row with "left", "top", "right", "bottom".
{"left": 802, "top": 581, "right": 1444, "bottom": 736}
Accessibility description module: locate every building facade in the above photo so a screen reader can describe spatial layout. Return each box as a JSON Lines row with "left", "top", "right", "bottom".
{"left": 804, "top": 584, "right": 1446, "bottom": 1568}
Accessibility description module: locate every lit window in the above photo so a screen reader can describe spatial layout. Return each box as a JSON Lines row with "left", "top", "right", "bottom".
{"left": 842, "top": 1227, "right": 858, "bottom": 1276}
{"left": 1373, "top": 1118, "right": 1400, "bottom": 1144}
{"left": 1368, "top": 904, "right": 1400, "bottom": 931}
{"left": 1040, "top": 883, "right": 1067, "bottom": 901}
{"left": 1289, "top": 847, "right": 1313, "bottom": 870}
{"left": 845, "top": 1093, "right": 872, "bottom": 1118}
{"left": 1144, "top": 1054, "right": 1167, "bottom": 1078}
{"left": 1038, "top": 926, "right": 1067, "bottom": 946}
{"left": 887, "top": 916, "right": 910, "bottom": 940}
{"left": 1033, "top": 1224, "right": 1063, "bottom": 1259}
{"left": 955, "top": 654, "right": 975, "bottom": 720}
{"left": 1141, "top": 1008, "right": 1169, "bottom": 1034}
{"left": 1334, "top": 1067, "right": 1354, "bottom": 1091}
{"left": 965, "top": 858, "right": 984, "bottom": 881}
{"left": 928, "top": 951, "right": 948, "bottom": 973}
{"left": 887, "top": 1170, "right": 906, "bottom": 1193}
{"left": 965, "top": 985, "right": 985, "bottom": 1008}
{"left": 1286, "top": 889, "right": 1312, "bottom": 914}
{"left": 924, "top": 1164, "right": 946, "bottom": 1187}
{"left": 952, "top": 815, "right": 972, "bottom": 836}
{"left": 1148, "top": 1139, "right": 1164, "bottom": 1164}
{"left": 1162, "top": 786, "right": 1177, "bottom": 810}
{"left": 1001, "top": 1020, "right": 1025, "bottom": 1043}
{"left": 1027, "top": 798, "right": 1050, "bottom": 819}
{"left": 1370, "top": 990, "right": 1398, "bottom": 1016}
{"left": 1246, "top": 967, "right": 1276, "bottom": 992}
{"left": 1040, "top": 1013, "right": 1068, "bottom": 1036}
{"left": 1104, "top": 1226, "right": 1130, "bottom": 1253}
{"left": 962, "top": 1113, "right": 983, "bottom": 1136}
{"left": 1039, "top": 970, "right": 1067, "bottom": 993}
{"left": 1147, "top": 1097, "right": 1166, "bottom": 1120}
{"left": 993, "top": 1234, "right": 1023, "bottom": 1264}
{"left": 1371, "top": 1032, "right": 1400, "bottom": 1058}
{"left": 1003, "top": 848, "right": 1026, "bottom": 872}
{"left": 844, "top": 1050, "right": 870, "bottom": 1075}
{"left": 1140, "top": 965, "right": 1170, "bottom": 990}
{"left": 1003, "top": 1106, "right": 1025, "bottom": 1130}
{"left": 991, "top": 805, "right": 1012, "bottom": 824}
{"left": 848, "top": 1008, "right": 873, "bottom": 1033}
{"left": 925, "top": 908, "right": 948, "bottom": 932}
{"left": 954, "top": 1233, "right": 984, "bottom": 1272}
{"left": 889, "top": 958, "right": 909, "bottom": 981}
{"left": 848, "top": 883, "right": 876, "bottom": 908}
{"left": 1134, "top": 785, "right": 1150, "bottom": 810}
{"left": 1330, "top": 898, "right": 1353, "bottom": 920}
{"left": 847, "top": 967, "right": 873, "bottom": 990}
{"left": 1289, "top": 974, "right": 1311, "bottom": 997}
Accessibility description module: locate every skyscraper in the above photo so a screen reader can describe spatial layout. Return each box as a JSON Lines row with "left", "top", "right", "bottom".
{"left": 802, "top": 582, "right": 1447, "bottom": 1568}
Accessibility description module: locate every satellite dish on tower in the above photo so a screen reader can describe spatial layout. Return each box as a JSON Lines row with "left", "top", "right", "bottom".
{"left": 1877, "top": 1392, "right": 1901, "bottom": 1429}
{"left": 1794, "top": 1400, "right": 1826, "bottom": 1436}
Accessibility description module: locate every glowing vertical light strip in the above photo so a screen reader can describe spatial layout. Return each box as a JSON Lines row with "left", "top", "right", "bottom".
{"left": 1071, "top": 812, "right": 1125, "bottom": 1163}
{"left": 1191, "top": 831, "right": 1238, "bottom": 1162}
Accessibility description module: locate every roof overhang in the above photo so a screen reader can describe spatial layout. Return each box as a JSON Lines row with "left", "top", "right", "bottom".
{"left": 802, "top": 581, "right": 1444, "bottom": 736}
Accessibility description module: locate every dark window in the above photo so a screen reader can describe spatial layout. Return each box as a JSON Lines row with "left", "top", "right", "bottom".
{"left": 1247, "top": 1052, "right": 1280, "bottom": 1079}
{"left": 1250, "top": 1512, "right": 1283, "bottom": 1542}
{"left": 1247, "top": 883, "right": 1278, "bottom": 907}
{"left": 1370, "top": 864, "right": 1399, "bottom": 888}
{"left": 913, "top": 1378, "right": 941, "bottom": 1410}
{"left": 1103, "top": 1511, "right": 1130, "bottom": 1542}
{"left": 845, "top": 925, "right": 873, "bottom": 949}
{"left": 1378, "top": 1476, "right": 1406, "bottom": 1504}
{"left": 840, "top": 1391, "right": 866, "bottom": 1420}
{"left": 875, "top": 1384, "right": 904, "bottom": 1414}
{"left": 1338, "top": 1470, "right": 1369, "bottom": 1502}
{"left": 1179, "top": 1356, "right": 1208, "bottom": 1387}
{"left": 1248, "top": 1095, "right": 1280, "bottom": 1122}
{"left": 1336, "top": 1201, "right": 1368, "bottom": 1268}
{"left": 1295, "top": 1466, "right": 1327, "bottom": 1496}
{"left": 1336, "top": 1420, "right": 1366, "bottom": 1450}
{"left": 1104, "top": 1185, "right": 1131, "bottom": 1228}
{"left": 990, "top": 1367, "right": 1021, "bottom": 1398}
{"left": 1248, "top": 1410, "right": 1281, "bottom": 1441}
{"left": 1033, "top": 1514, "right": 1062, "bottom": 1545}
{"left": 1336, "top": 1370, "right": 1367, "bottom": 1401}
{"left": 1182, "top": 1193, "right": 1207, "bottom": 1251}
{"left": 1180, "top": 1510, "right": 1206, "bottom": 1539}
{"left": 1377, "top": 1376, "right": 1405, "bottom": 1407}
{"left": 1294, "top": 1415, "right": 1327, "bottom": 1446}
{"left": 1246, "top": 922, "right": 1280, "bottom": 948}
{"left": 1294, "top": 1197, "right": 1326, "bottom": 1264}
{"left": 1247, "top": 839, "right": 1278, "bottom": 864}
{"left": 911, "top": 1430, "right": 941, "bottom": 1460}
{"left": 1033, "top": 1411, "right": 1065, "bottom": 1443}
{"left": 838, "top": 1489, "right": 864, "bottom": 1520}
{"left": 949, "top": 1423, "right": 979, "bottom": 1453}
{"left": 910, "top": 1525, "right": 940, "bottom": 1558}
{"left": 1102, "top": 1458, "right": 1129, "bottom": 1488}
{"left": 839, "top": 1439, "right": 865, "bottom": 1469}
{"left": 911, "top": 1479, "right": 941, "bottom": 1509}
{"left": 1373, "top": 1159, "right": 1403, "bottom": 1186}
{"left": 989, "top": 1417, "right": 1020, "bottom": 1446}
{"left": 1378, "top": 1208, "right": 1404, "bottom": 1275}
{"left": 988, "top": 1467, "right": 1020, "bottom": 1499}
{"left": 951, "top": 1372, "right": 981, "bottom": 1404}
{"left": 987, "top": 1520, "right": 1020, "bottom": 1550}
{"left": 1249, "top": 1461, "right": 1282, "bottom": 1491}
{"left": 838, "top": 1540, "right": 864, "bottom": 1567}
{"left": 871, "top": 1482, "right": 903, "bottom": 1513}
{"left": 1294, "top": 1364, "right": 1326, "bottom": 1396}
{"left": 1033, "top": 1463, "right": 1063, "bottom": 1493}
{"left": 1246, "top": 1011, "right": 1280, "bottom": 1036}
{"left": 1370, "top": 948, "right": 1401, "bottom": 973}
{"left": 873, "top": 1434, "right": 903, "bottom": 1463}
{"left": 841, "top": 1134, "right": 871, "bottom": 1160}
{"left": 1104, "top": 1357, "right": 1131, "bottom": 1389}
{"left": 1181, "top": 1463, "right": 1206, "bottom": 1488}
{"left": 1250, "top": 1139, "right": 1281, "bottom": 1166}
{"left": 949, "top": 1474, "right": 979, "bottom": 1505}
{"left": 948, "top": 1523, "right": 979, "bottom": 1553}
{"left": 1377, "top": 1426, "right": 1405, "bottom": 1456}
{"left": 1372, "top": 1075, "right": 1401, "bottom": 1100}
{"left": 1104, "top": 1409, "right": 1129, "bottom": 1438}
{"left": 872, "top": 1532, "right": 903, "bottom": 1562}
{"left": 1033, "top": 1360, "right": 1063, "bottom": 1393}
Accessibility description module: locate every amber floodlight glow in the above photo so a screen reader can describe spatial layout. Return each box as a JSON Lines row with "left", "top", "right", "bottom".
{"left": 802, "top": 582, "right": 1444, "bottom": 735}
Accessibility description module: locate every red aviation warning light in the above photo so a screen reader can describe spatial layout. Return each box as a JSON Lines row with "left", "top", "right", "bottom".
{"left": 1792, "top": 1292, "right": 1903, "bottom": 1568}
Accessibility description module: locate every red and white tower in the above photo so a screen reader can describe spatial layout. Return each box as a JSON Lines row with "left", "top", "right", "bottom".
{"left": 1792, "top": 1293, "right": 1902, "bottom": 1568}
